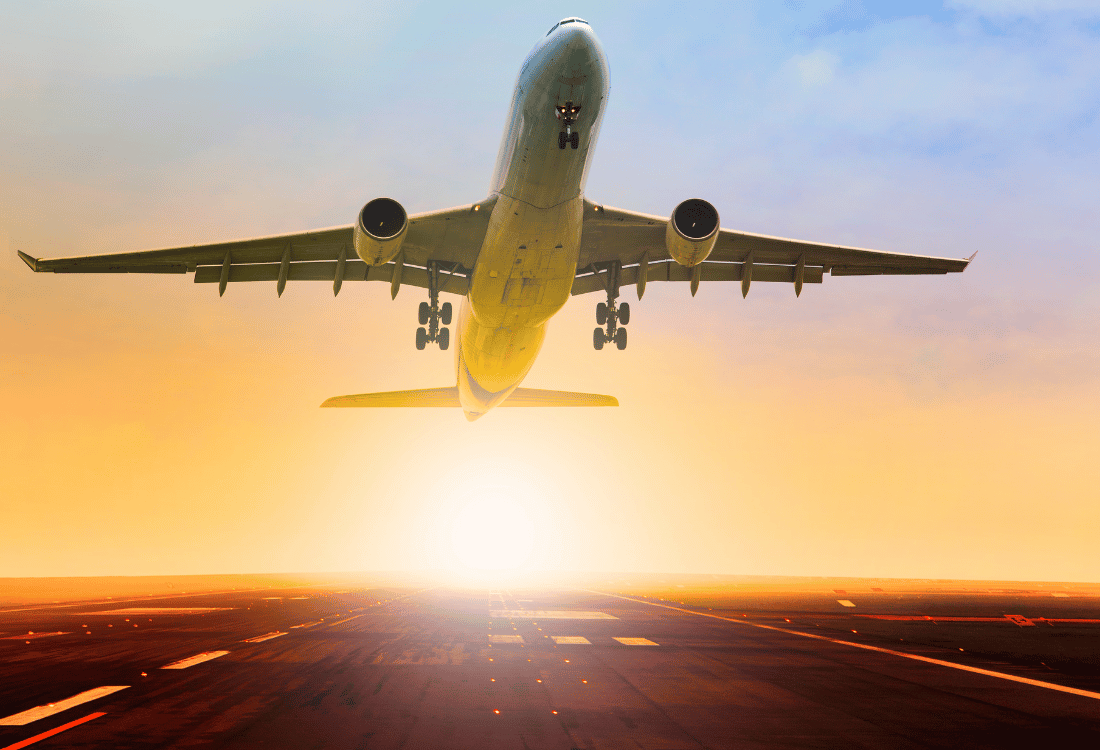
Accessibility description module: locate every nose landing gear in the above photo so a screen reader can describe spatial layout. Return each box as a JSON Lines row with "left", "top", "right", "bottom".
{"left": 592, "top": 261, "right": 629, "bottom": 351}
{"left": 415, "top": 261, "right": 452, "bottom": 350}
{"left": 556, "top": 101, "right": 581, "bottom": 150}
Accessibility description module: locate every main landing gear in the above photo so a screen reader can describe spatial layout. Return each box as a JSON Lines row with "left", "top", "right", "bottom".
{"left": 416, "top": 261, "right": 452, "bottom": 351}
{"left": 593, "top": 261, "right": 629, "bottom": 351}
{"left": 556, "top": 100, "right": 581, "bottom": 150}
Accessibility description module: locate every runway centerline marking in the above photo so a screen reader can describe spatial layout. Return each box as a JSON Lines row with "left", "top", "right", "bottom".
{"left": 0, "top": 687, "right": 128, "bottom": 726}
{"left": 588, "top": 590, "right": 1100, "bottom": 702}
{"left": 614, "top": 637, "right": 659, "bottom": 646}
{"left": 551, "top": 636, "right": 591, "bottom": 644}
{"left": 160, "top": 650, "right": 230, "bottom": 670}
{"left": 0, "top": 632, "right": 69, "bottom": 641}
{"left": 489, "top": 635, "right": 524, "bottom": 644}
{"left": 241, "top": 631, "right": 287, "bottom": 643}
{"left": 0, "top": 712, "right": 106, "bottom": 750}
{"left": 490, "top": 610, "right": 617, "bottom": 620}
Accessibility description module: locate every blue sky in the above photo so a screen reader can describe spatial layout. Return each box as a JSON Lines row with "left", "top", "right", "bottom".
{"left": 3, "top": 1, "right": 1100, "bottom": 579}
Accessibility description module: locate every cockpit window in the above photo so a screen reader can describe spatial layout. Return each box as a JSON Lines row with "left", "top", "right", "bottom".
{"left": 547, "top": 17, "right": 589, "bottom": 34}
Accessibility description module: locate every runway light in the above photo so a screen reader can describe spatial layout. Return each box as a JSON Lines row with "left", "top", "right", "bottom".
{"left": 564, "top": 659, "right": 569, "bottom": 663}
{"left": 493, "top": 709, "right": 500, "bottom": 714}
{"left": 537, "top": 679, "right": 542, "bottom": 683}
{"left": 552, "top": 710, "right": 558, "bottom": 714}
{"left": 490, "top": 678, "right": 495, "bottom": 682}
{"left": 141, "top": 672, "right": 147, "bottom": 677}
{"left": 582, "top": 680, "right": 587, "bottom": 684}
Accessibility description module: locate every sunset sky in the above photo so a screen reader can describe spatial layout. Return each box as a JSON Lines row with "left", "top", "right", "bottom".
{"left": 3, "top": 1, "right": 1099, "bottom": 581}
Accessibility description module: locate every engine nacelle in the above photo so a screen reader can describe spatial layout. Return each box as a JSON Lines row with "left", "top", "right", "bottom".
{"left": 666, "top": 198, "right": 720, "bottom": 267}
{"left": 354, "top": 197, "right": 408, "bottom": 266}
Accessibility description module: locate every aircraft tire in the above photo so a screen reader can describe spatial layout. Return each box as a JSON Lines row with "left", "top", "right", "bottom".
{"left": 418, "top": 301, "right": 430, "bottom": 326}
{"left": 619, "top": 302, "right": 630, "bottom": 325}
{"left": 558, "top": 132, "right": 567, "bottom": 149}
{"left": 439, "top": 327, "right": 450, "bottom": 350}
{"left": 596, "top": 302, "right": 607, "bottom": 325}
{"left": 593, "top": 327, "right": 605, "bottom": 350}
{"left": 615, "top": 327, "right": 627, "bottom": 350}
{"left": 441, "top": 301, "right": 452, "bottom": 325}
{"left": 571, "top": 132, "right": 579, "bottom": 149}
{"left": 416, "top": 327, "right": 427, "bottom": 350}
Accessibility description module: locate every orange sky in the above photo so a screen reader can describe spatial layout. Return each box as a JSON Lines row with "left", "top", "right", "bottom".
{"left": 3, "top": 4, "right": 1100, "bottom": 580}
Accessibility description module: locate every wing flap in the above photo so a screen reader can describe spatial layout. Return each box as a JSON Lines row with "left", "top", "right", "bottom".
{"left": 572, "top": 260, "right": 824, "bottom": 295}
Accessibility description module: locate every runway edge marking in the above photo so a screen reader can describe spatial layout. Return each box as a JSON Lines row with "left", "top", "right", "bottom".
{"left": 585, "top": 590, "right": 1100, "bottom": 702}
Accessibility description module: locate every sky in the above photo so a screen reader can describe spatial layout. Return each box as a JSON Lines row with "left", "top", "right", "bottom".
{"left": 2, "top": 0, "right": 1099, "bottom": 580}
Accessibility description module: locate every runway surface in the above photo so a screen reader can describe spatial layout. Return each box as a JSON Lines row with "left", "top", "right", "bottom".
{"left": 2, "top": 575, "right": 1100, "bottom": 748}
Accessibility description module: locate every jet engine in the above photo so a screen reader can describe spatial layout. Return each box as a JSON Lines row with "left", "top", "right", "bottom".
{"left": 354, "top": 197, "right": 408, "bottom": 266}
{"left": 666, "top": 198, "right": 720, "bottom": 266}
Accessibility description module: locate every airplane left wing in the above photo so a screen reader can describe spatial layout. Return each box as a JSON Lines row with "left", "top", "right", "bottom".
{"left": 18, "top": 198, "right": 497, "bottom": 297}
{"left": 573, "top": 199, "right": 971, "bottom": 297}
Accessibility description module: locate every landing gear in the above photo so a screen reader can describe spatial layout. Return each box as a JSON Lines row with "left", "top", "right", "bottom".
{"left": 415, "top": 261, "right": 451, "bottom": 351}
{"left": 556, "top": 100, "right": 582, "bottom": 150}
{"left": 591, "top": 261, "right": 630, "bottom": 351}
{"left": 559, "top": 130, "right": 581, "bottom": 150}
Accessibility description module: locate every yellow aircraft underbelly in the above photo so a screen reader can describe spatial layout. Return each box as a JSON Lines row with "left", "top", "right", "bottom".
{"left": 456, "top": 195, "right": 583, "bottom": 416}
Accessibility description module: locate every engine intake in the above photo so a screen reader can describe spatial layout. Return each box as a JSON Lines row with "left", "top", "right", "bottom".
{"left": 354, "top": 197, "right": 408, "bottom": 266}
{"left": 666, "top": 198, "right": 720, "bottom": 267}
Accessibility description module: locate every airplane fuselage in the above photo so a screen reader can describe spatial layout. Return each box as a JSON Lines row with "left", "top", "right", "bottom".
{"left": 456, "top": 19, "right": 609, "bottom": 419}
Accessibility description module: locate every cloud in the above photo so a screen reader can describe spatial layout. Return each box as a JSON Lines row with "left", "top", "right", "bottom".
{"left": 948, "top": 0, "right": 1100, "bottom": 16}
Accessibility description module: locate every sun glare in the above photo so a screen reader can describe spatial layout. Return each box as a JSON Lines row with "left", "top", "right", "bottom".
{"left": 449, "top": 495, "right": 537, "bottom": 571}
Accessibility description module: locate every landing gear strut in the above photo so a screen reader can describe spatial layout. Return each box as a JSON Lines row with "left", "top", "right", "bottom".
{"left": 592, "top": 261, "right": 629, "bottom": 351}
{"left": 416, "top": 261, "right": 452, "bottom": 350}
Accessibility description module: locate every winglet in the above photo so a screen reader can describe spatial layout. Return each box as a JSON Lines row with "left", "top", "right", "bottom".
{"left": 17, "top": 250, "right": 38, "bottom": 272}
{"left": 967, "top": 250, "right": 979, "bottom": 263}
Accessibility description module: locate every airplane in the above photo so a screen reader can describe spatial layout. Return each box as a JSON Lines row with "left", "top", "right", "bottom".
{"left": 19, "top": 17, "right": 971, "bottom": 421}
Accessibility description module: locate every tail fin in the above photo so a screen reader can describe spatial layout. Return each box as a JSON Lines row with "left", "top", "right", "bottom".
{"left": 320, "top": 386, "right": 617, "bottom": 408}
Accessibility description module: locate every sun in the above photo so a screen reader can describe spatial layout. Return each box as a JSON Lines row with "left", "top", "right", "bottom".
{"left": 449, "top": 494, "right": 537, "bottom": 572}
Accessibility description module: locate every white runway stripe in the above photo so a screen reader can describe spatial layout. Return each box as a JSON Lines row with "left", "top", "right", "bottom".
{"left": 551, "top": 636, "right": 591, "bottom": 644}
{"left": 160, "top": 650, "right": 230, "bottom": 670}
{"left": 241, "top": 632, "right": 286, "bottom": 643}
{"left": 614, "top": 637, "right": 659, "bottom": 646}
{"left": 489, "top": 635, "right": 524, "bottom": 644}
{"left": 591, "top": 590, "right": 1100, "bottom": 702}
{"left": 489, "top": 610, "right": 617, "bottom": 620}
{"left": 0, "top": 686, "right": 129, "bottom": 726}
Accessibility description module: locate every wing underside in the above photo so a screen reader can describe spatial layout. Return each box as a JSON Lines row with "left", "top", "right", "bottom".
{"left": 573, "top": 200, "right": 971, "bottom": 296}
{"left": 18, "top": 199, "right": 498, "bottom": 297}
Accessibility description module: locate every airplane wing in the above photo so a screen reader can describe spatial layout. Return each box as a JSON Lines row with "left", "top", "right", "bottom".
{"left": 573, "top": 199, "right": 972, "bottom": 297}
{"left": 17, "top": 198, "right": 498, "bottom": 297}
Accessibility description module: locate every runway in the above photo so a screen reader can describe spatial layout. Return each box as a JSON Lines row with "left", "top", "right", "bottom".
{"left": 2, "top": 576, "right": 1100, "bottom": 748}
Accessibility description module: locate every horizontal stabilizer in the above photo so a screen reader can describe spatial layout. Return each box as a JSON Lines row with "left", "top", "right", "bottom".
{"left": 321, "top": 387, "right": 460, "bottom": 408}
{"left": 320, "top": 386, "right": 617, "bottom": 408}
{"left": 499, "top": 388, "right": 617, "bottom": 407}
